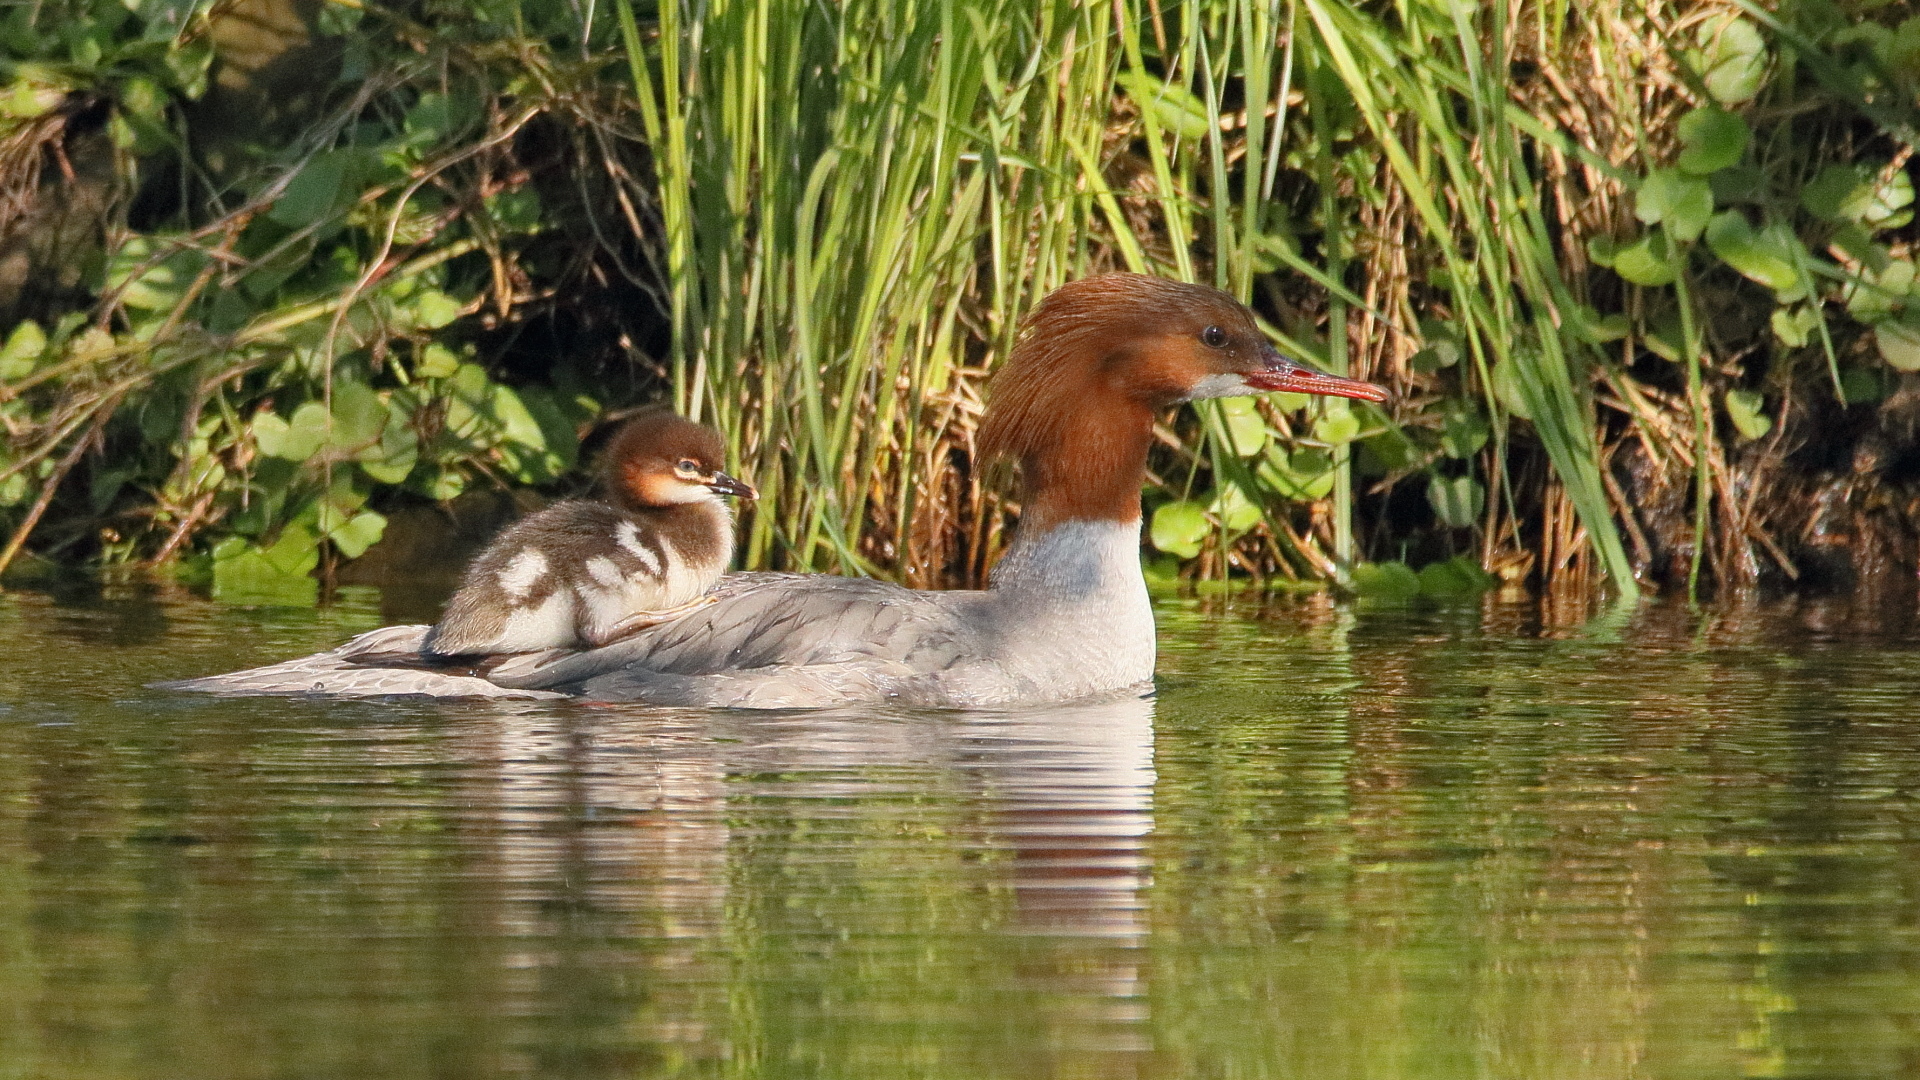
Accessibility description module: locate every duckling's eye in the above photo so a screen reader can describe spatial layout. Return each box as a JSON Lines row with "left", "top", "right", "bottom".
{"left": 676, "top": 459, "right": 700, "bottom": 473}
{"left": 1200, "top": 325, "right": 1229, "bottom": 349}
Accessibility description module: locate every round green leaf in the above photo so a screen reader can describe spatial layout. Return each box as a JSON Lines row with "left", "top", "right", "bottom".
{"left": 1802, "top": 164, "right": 1866, "bottom": 223}
{"left": 327, "top": 509, "right": 389, "bottom": 559}
{"left": 404, "top": 290, "right": 464, "bottom": 331}
{"left": 415, "top": 466, "right": 467, "bottom": 502}
{"left": 1, "top": 80, "right": 66, "bottom": 120}
{"left": 1693, "top": 16, "right": 1770, "bottom": 104}
{"left": 288, "top": 402, "right": 331, "bottom": 460}
{"left": 107, "top": 237, "right": 206, "bottom": 312}
{"left": 403, "top": 91, "right": 472, "bottom": 145}
{"left": 415, "top": 343, "right": 462, "bottom": 379}
{"left": 1209, "top": 484, "right": 1263, "bottom": 532}
{"left": 356, "top": 395, "right": 421, "bottom": 484}
{"left": 257, "top": 403, "right": 329, "bottom": 461}
{"left": 1724, "top": 388, "right": 1773, "bottom": 440}
{"left": 262, "top": 521, "right": 322, "bottom": 576}
{"left": 119, "top": 76, "right": 166, "bottom": 125}
{"left": 1860, "top": 169, "right": 1915, "bottom": 231}
{"left": 486, "top": 187, "right": 544, "bottom": 234}
{"left": 1611, "top": 232, "right": 1677, "bottom": 286}
{"left": 1150, "top": 500, "right": 1209, "bottom": 558}
{"left": 1216, "top": 398, "right": 1269, "bottom": 457}
{"left": 1418, "top": 556, "right": 1495, "bottom": 597}
{"left": 1567, "top": 304, "right": 1628, "bottom": 344}
{"left": 1770, "top": 305, "right": 1820, "bottom": 349}
{"left": 1812, "top": 163, "right": 1920, "bottom": 231}
{"left": 1412, "top": 319, "right": 1463, "bottom": 371}
{"left": 165, "top": 39, "right": 214, "bottom": 100}
{"left": 1841, "top": 365, "right": 1891, "bottom": 405}
{"left": 327, "top": 379, "right": 387, "bottom": 452}
{"left": 64, "top": 327, "right": 114, "bottom": 364}
{"left": 268, "top": 153, "right": 349, "bottom": 229}
{"left": 1258, "top": 447, "right": 1336, "bottom": 500}
{"left": 311, "top": 478, "right": 368, "bottom": 536}
{"left": 1636, "top": 170, "right": 1714, "bottom": 242}
{"left": 1490, "top": 357, "right": 1535, "bottom": 420}
{"left": 488, "top": 384, "right": 561, "bottom": 483}
{"left": 1705, "top": 212, "right": 1801, "bottom": 296}
{"left": 1438, "top": 401, "right": 1490, "bottom": 459}
{"left": 251, "top": 411, "right": 290, "bottom": 458}
{"left": 1357, "top": 425, "right": 1422, "bottom": 476}
{"left": 1410, "top": 345, "right": 1454, "bottom": 373}
{"left": 1676, "top": 107, "right": 1751, "bottom": 175}
{"left": 512, "top": 386, "right": 580, "bottom": 474}
{"left": 211, "top": 550, "right": 318, "bottom": 604}
{"left": 1312, "top": 403, "right": 1360, "bottom": 446}
{"left": 1876, "top": 321, "right": 1920, "bottom": 372}
{"left": 1427, "top": 473, "right": 1484, "bottom": 528}
{"left": 211, "top": 523, "right": 320, "bottom": 605}
{"left": 1753, "top": 223, "right": 1811, "bottom": 301}
{"left": 1844, "top": 259, "right": 1915, "bottom": 324}
{"left": 1351, "top": 561, "right": 1421, "bottom": 600}
{"left": 0, "top": 319, "right": 47, "bottom": 380}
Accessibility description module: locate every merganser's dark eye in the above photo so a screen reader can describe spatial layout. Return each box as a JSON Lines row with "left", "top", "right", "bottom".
{"left": 1200, "top": 325, "right": 1229, "bottom": 348}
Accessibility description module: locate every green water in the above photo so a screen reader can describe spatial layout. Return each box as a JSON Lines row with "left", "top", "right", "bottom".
{"left": 3, "top": 582, "right": 1920, "bottom": 1079}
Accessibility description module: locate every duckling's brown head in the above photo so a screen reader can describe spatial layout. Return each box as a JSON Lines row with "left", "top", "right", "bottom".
{"left": 603, "top": 410, "right": 756, "bottom": 510}
{"left": 977, "top": 274, "right": 1388, "bottom": 528}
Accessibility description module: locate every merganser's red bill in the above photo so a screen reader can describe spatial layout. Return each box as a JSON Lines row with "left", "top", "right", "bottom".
{"left": 1245, "top": 347, "right": 1390, "bottom": 403}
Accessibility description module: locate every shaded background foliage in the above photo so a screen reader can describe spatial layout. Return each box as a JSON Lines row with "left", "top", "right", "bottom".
{"left": 0, "top": 0, "right": 1916, "bottom": 605}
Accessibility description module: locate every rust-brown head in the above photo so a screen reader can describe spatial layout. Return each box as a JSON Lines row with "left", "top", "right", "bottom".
{"left": 601, "top": 410, "right": 756, "bottom": 510}
{"left": 976, "top": 274, "right": 1387, "bottom": 528}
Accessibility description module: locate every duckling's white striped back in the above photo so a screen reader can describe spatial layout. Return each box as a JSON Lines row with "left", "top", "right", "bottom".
{"left": 424, "top": 498, "right": 733, "bottom": 655}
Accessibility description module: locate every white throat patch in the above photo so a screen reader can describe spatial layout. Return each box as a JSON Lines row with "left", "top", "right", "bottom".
{"left": 1184, "top": 374, "right": 1253, "bottom": 401}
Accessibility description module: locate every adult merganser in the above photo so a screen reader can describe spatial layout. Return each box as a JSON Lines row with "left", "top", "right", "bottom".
{"left": 423, "top": 410, "right": 755, "bottom": 656}
{"left": 166, "top": 274, "right": 1387, "bottom": 707}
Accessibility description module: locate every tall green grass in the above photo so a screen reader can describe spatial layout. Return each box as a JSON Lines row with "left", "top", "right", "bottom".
{"left": 613, "top": 0, "right": 1639, "bottom": 593}
{"left": 618, "top": 0, "right": 1142, "bottom": 581}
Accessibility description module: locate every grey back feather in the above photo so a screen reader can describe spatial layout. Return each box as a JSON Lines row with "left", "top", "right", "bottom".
{"left": 488, "top": 572, "right": 989, "bottom": 695}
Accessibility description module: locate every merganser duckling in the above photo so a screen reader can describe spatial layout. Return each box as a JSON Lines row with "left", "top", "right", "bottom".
{"left": 165, "top": 274, "right": 1386, "bottom": 706}
{"left": 423, "top": 410, "right": 755, "bottom": 655}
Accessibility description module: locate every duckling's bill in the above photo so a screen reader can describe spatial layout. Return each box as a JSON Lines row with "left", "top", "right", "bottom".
{"left": 704, "top": 471, "right": 756, "bottom": 499}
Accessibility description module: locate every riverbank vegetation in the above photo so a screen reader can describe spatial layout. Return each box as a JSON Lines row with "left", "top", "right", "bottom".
{"left": 0, "top": 0, "right": 1915, "bottom": 604}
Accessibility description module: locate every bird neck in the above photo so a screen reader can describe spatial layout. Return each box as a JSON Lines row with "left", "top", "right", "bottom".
{"left": 1008, "top": 394, "right": 1155, "bottom": 533}
{"left": 625, "top": 496, "right": 735, "bottom": 567}
{"left": 987, "top": 391, "right": 1155, "bottom": 609}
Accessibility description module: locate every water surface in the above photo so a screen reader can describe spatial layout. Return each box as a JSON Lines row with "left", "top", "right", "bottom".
{"left": 3, "top": 582, "right": 1919, "bottom": 1078}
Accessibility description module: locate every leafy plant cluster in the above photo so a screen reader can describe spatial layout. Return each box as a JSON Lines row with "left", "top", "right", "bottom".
{"left": 1135, "top": 0, "right": 1920, "bottom": 601}
{"left": 1592, "top": 11, "right": 1915, "bottom": 389}
{"left": 0, "top": 0, "right": 642, "bottom": 599}
{"left": 1571, "top": 2, "right": 1920, "bottom": 595}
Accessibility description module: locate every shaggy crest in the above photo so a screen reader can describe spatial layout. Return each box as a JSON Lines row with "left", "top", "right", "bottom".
{"left": 975, "top": 274, "right": 1268, "bottom": 526}
{"left": 977, "top": 275, "right": 1267, "bottom": 464}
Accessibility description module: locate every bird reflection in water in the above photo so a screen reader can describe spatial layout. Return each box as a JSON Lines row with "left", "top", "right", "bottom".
{"left": 961, "top": 695, "right": 1157, "bottom": 1068}
{"left": 447, "top": 693, "right": 1157, "bottom": 1075}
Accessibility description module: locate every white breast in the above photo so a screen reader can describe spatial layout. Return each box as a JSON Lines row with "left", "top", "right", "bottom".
{"left": 975, "top": 519, "right": 1157, "bottom": 701}
{"left": 494, "top": 588, "right": 577, "bottom": 651}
